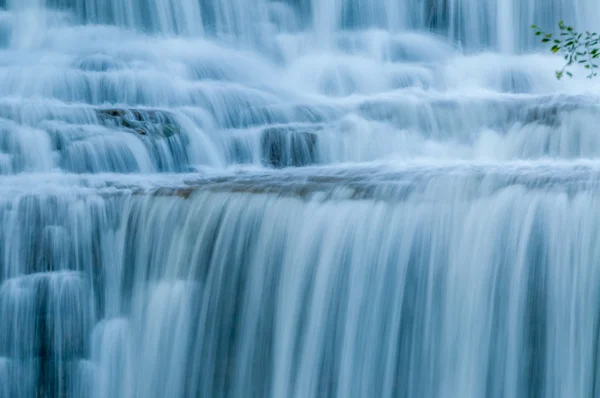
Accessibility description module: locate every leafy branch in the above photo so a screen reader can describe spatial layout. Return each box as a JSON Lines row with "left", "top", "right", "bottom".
{"left": 531, "top": 20, "right": 600, "bottom": 79}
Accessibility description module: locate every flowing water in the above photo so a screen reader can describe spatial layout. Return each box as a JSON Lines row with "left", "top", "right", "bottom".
{"left": 1, "top": 1, "right": 600, "bottom": 397}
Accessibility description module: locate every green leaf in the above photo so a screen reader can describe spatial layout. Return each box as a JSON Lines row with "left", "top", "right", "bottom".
{"left": 534, "top": 22, "right": 600, "bottom": 80}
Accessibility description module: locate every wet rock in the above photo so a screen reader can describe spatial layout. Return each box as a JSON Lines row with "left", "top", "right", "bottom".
{"left": 153, "top": 187, "right": 196, "bottom": 199}
{"left": 97, "top": 108, "right": 182, "bottom": 139}
{"left": 260, "top": 126, "right": 318, "bottom": 168}
{"left": 101, "top": 109, "right": 126, "bottom": 118}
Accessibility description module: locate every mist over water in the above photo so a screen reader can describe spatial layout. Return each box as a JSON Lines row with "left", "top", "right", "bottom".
{"left": 1, "top": 1, "right": 600, "bottom": 397}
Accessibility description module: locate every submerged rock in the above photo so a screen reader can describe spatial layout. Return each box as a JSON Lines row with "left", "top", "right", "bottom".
{"left": 260, "top": 126, "right": 318, "bottom": 168}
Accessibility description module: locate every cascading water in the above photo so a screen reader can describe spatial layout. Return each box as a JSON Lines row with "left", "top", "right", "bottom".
{"left": 1, "top": 0, "right": 600, "bottom": 397}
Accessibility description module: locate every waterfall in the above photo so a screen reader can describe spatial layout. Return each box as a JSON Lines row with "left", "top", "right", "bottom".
{"left": 0, "top": 0, "right": 600, "bottom": 397}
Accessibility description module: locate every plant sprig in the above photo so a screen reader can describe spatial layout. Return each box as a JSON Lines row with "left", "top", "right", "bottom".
{"left": 532, "top": 20, "right": 600, "bottom": 79}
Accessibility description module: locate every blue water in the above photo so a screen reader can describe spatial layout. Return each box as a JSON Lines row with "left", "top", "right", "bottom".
{"left": 0, "top": 1, "right": 600, "bottom": 397}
